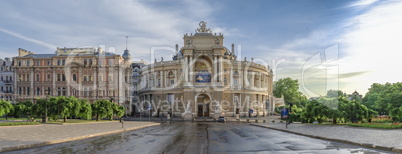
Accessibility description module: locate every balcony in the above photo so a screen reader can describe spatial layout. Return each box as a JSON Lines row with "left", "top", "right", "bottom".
{"left": 3, "top": 80, "right": 13, "bottom": 84}
{"left": 1, "top": 90, "right": 13, "bottom": 93}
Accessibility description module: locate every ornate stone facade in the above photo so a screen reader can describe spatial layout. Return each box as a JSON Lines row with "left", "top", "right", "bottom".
{"left": 136, "top": 22, "right": 275, "bottom": 118}
{"left": 0, "top": 57, "right": 14, "bottom": 102}
{"left": 12, "top": 47, "right": 132, "bottom": 113}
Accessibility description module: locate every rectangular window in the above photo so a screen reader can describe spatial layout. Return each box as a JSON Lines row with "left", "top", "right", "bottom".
{"left": 47, "top": 74, "right": 51, "bottom": 81}
{"left": 47, "top": 60, "right": 51, "bottom": 66}
{"left": 27, "top": 74, "right": 30, "bottom": 81}
{"left": 62, "top": 74, "right": 66, "bottom": 81}
{"left": 109, "top": 75, "right": 113, "bottom": 81}
{"left": 36, "top": 74, "right": 39, "bottom": 81}
{"left": 89, "top": 59, "right": 93, "bottom": 65}
{"left": 62, "top": 59, "right": 66, "bottom": 65}
{"left": 57, "top": 60, "right": 61, "bottom": 65}
{"left": 36, "top": 60, "right": 40, "bottom": 66}
{"left": 57, "top": 74, "right": 61, "bottom": 81}
{"left": 84, "top": 59, "right": 87, "bottom": 65}
{"left": 58, "top": 87, "right": 61, "bottom": 96}
{"left": 18, "top": 60, "right": 22, "bottom": 66}
{"left": 73, "top": 74, "right": 77, "bottom": 82}
{"left": 89, "top": 75, "right": 92, "bottom": 81}
{"left": 171, "top": 80, "right": 174, "bottom": 85}
{"left": 62, "top": 88, "right": 66, "bottom": 96}
{"left": 84, "top": 75, "right": 88, "bottom": 81}
{"left": 27, "top": 87, "right": 30, "bottom": 95}
{"left": 1, "top": 76, "right": 3, "bottom": 81}
{"left": 26, "top": 60, "right": 30, "bottom": 66}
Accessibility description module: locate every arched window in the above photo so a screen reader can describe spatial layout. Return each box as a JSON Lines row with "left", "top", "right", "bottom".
{"left": 233, "top": 71, "right": 239, "bottom": 85}
{"left": 195, "top": 56, "right": 212, "bottom": 83}
{"left": 36, "top": 87, "right": 40, "bottom": 95}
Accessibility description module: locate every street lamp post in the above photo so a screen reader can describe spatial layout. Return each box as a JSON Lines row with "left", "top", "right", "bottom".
{"left": 353, "top": 91, "right": 359, "bottom": 123}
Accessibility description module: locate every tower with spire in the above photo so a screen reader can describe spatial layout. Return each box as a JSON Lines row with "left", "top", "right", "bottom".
{"left": 122, "top": 36, "right": 132, "bottom": 61}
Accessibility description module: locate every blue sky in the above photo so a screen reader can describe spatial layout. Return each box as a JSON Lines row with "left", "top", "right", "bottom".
{"left": 1, "top": 0, "right": 401, "bottom": 97}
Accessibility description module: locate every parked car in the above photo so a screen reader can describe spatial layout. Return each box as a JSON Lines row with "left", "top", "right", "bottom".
{"left": 218, "top": 116, "right": 226, "bottom": 123}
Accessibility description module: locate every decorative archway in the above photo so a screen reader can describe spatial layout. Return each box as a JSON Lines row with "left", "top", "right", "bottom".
{"left": 195, "top": 93, "right": 211, "bottom": 117}
{"left": 193, "top": 56, "right": 213, "bottom": 83}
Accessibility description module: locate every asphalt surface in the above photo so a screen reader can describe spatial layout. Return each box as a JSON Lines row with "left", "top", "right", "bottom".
{"left": 5, "top": 122, "right": 392, "bottom": 154}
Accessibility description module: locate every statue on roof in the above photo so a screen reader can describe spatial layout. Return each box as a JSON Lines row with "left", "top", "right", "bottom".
{"left": 196, "top": 21, "right": 212, "bottom": 33}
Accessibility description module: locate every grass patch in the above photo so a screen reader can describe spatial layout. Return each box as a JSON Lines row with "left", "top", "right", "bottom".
{"left": 0, "top": 122, "right": 40, "bottom": 126}
{"left": 348, "top": 123, "right": 402, "bottom": 129}
{"left": 0, "top": 118, "right": 26, "bottom": 121}
{"left": 47, "top": 119, "right": 112, "bottom": 124}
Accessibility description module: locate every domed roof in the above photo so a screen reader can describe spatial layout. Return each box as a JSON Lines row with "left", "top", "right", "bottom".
{"left": 122, "top": 49, "right": 131, "bottom": 61}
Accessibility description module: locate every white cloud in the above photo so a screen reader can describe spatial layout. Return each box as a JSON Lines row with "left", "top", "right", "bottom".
{"left": 339, "top": 0, "right": 402, "bottom": 94}
{"left": 348, "top": 0, "right": 379, "bottom": 7}
{"left": 0, "top": 0, "right": 215, "bottom": 61}
{"left": 0, "top": 27, "right": 57, "bottom": 49}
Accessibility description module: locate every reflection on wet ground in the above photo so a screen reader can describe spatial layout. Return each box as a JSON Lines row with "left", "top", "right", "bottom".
{"left": 5, "top": 122, "right": 393, "bottom": 154}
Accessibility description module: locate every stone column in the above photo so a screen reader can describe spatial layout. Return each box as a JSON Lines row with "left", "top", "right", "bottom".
{"left": 162, "top": 71, "right": 165, "bottom": 88}
{"left": 30, "top": 69, "right": 34, "bottom": 97}
{"left": 52, "top": 69, "right": 56, "bottom": 96}
{"left": 213, "top": 56, "right": 217, "bottom": 83}
{"left": 67, "top": 68, "right": 71, "bottom": 96}
{"left": 185, "top": 56, "right": 189, "bottom": 82}
{"left": 243, "top": 69, "right": 247, "bottom": 87}
{"left": 230, "top": 69, "right": 233, "bottom": 86}
{"left": 251, "top": 72, "right": 254, "bottom": 88}
{"left": 189, "top": 56, "right": 193, "bottom": 82}
{"left": 219, "top": 56, "right": 223, "bottom": 83}
{"left": 79, "top": 68, "right": 82, "bottom": 97}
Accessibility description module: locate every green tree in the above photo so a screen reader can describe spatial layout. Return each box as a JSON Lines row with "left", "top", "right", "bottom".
{"left": 11, "top": 103, "right": 26, "bottom": 118}
{"left": 113, "top": 103, "right": 125, "bottom": 118}
{"left": 273, "top": 77, "right": 307, "bottom": 106}
{"left": 363, "top": 82, "right": 402, "bottom": 121}
{"left": 32, "top": 98, "right": 50, "bottom": 123}
{"left": 56, "top": 96, "right": 82, "bottom": 122}
{"left": 77, "top": 99, "right": 92, "bottom": 120}
{"left": 92, "top": 100, "right": 114, "bottom": 121}
{"left": 0, "top": 100, "right": 13, "bottom": 120}
{"left": 326, "top": 89, "right": 344, "bottom": 98}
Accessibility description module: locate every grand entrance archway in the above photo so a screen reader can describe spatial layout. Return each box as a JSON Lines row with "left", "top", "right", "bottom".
{"left": 196, "top": 93, "right": 211, "bottom": 117}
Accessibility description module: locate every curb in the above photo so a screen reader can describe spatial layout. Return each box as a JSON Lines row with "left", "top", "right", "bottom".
{"left": 249, "top": 124, "right": 399, "bottom": 152}
{"left": 0, "top": 123, "right": 160, "bottom": 152}
{"left": 45, "top": 121, "right": 120, "bottom": 125}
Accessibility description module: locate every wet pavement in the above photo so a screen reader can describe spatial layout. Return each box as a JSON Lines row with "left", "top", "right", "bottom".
{"left": 5, "top": 122, "right": 392, "bottom": 154}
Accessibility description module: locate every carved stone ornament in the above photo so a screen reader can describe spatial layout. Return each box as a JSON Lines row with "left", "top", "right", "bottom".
{"left": 195, "top": 21, "right": 212, "bottom": 33}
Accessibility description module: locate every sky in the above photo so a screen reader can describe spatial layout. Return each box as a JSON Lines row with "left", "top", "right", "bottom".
{"left": 1, "top": 0, "right": 401, "bottom": 97}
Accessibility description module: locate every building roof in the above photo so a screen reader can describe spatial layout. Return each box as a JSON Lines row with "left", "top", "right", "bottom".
{"left": 23, "top": 54, "right": 55, "bottom": 58}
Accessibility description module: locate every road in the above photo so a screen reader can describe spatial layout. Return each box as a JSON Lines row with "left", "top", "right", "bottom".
{"left": 6, "top": 122, "right": 391, "bottom": 154}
